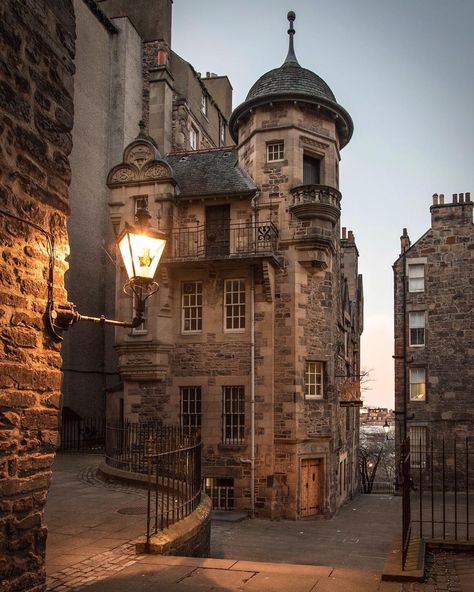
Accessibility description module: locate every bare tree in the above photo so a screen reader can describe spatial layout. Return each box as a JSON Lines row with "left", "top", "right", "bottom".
{"left": 359, "top": 428, "right": 395, "bottom": 493}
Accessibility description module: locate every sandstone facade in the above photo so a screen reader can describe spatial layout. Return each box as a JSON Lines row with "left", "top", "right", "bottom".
{"left": 393, "top": 193, "right": 474, "bottom": 453}
{"left": 0, "top": 1, "right": 74, "bottom": 589}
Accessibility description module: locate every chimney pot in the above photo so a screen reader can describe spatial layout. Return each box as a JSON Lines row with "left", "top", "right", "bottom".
{"left": 348, "top": 230, "right": 354, "bottom": 242}
{"left": 433, "top": 194, "right": 439, "bottom": 205}
{"left": 453, "top": 193, "right": 458, "bottom": 204}
{"left": 439, "top": 194, "right": 445, "bottom": 204}
{"left": 342, "top": 227, "right": 347, "bottom": 239}
{"left": 466, "top": 192, "right": 471, "bottom": 202}
{"left": 206, "top": 72, "right": 210, "bottom": 78}
{"left": 459, "top": 193, "right": 465, "bottom": 203}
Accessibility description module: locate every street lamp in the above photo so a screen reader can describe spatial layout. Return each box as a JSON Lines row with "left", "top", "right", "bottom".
{"left": 48, "top": 207, "right": 166, "bottom": 340}
{"left": 383, "top": 420, "right": 390, "bottom": 438}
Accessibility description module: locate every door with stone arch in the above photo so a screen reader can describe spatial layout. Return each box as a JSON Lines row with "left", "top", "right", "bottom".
{"left": 300, "top": 458, "right": 323, "bottom": 517}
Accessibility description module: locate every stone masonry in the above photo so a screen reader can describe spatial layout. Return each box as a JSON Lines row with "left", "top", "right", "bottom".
{"left": 0, "top": 1, "right": 74, "bottom": 590}
{"left": 393, "top": 193, "right": 474, "bottom": 472}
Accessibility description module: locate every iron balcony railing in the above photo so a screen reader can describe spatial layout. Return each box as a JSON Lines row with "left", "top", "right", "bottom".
{"left": 165, "top": 221, "right": 278, "bottom": 261}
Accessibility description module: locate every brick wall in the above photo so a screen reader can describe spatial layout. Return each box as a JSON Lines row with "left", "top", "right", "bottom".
{"left": 0, "top": 1, "right": 74, "bottom": 590}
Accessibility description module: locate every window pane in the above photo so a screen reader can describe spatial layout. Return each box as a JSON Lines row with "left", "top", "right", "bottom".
{"left": 181, "top": 387, "right": 202, "bottom": 432}
{"left": 409, "top": 426, "right": 427, "bottom": 468}
{"left": 409, "top": 368, "right": 426, "bottom": 401}
{"left": 408, "top": 264, "right": 425, "bottom": 292}
{"left": 224, "top": 279, "right": 245, "bottom": 330}
{"left": 182, "top": 281, "right": 202, "bottom": 332}
{"left": 305, "top": 361, "right": 323, "bottom": 398}
{"left": 409, "top": 312, "right": 425, "bottom": 346}
{"left": 267, "top": 142, "right": 284, "bottom": 162}
{"left": 222, "top": 386, "right": 244, "bottom": 444}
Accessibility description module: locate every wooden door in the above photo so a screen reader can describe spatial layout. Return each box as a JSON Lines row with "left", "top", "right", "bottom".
{"left": 205, "top": 205, "right": 230, "bottom": 257}
{"left": 300, "top": 458, "right": 322, "bottom": 517}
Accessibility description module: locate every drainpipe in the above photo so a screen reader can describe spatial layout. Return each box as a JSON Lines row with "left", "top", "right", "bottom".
{"left": 249, "top": 265, "right": 256, "bottom": 518}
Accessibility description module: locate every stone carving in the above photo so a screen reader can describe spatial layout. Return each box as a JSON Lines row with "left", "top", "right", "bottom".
{"left": 127, "top": 144, "right": 153, "bottom": 169}
{"left": 143, "top": 164, "right": 170, "bottom": 179}
{"left": 300, "top": 136, "right": 329, "bottom": 151}
{"left": 110, "top": 167, "right": 137, "bottom": 183}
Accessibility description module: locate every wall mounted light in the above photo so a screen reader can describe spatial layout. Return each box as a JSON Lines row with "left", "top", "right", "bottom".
{"left": 48, "top": 207, "right": 166, "bottom": 340}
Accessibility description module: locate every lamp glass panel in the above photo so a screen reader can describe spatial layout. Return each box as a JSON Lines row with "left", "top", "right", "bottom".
{"left": 118, "top": 231, "right": 166, "bottom": 281}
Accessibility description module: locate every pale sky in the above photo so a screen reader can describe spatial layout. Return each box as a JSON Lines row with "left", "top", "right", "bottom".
{"left": 172, "top": 0, "right": 474, "bottom": 408}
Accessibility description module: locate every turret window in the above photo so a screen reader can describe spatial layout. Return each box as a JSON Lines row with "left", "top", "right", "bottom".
{"left": 303, "top": 155, "right": 321, "bottom": 184}
{"left": 267, "top": 142, "right": 284, "bottom": 162}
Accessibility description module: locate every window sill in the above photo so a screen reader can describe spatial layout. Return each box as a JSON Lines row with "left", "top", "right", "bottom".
{"left": 218, "top": 443, "right": 246, "bottom": 452}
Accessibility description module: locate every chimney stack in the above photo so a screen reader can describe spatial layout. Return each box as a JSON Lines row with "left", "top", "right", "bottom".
{"left": 342, "top": 227, "right": 347, "bottom": 240}
{"left": 400, "top": 228, "right": 411, "bottom": 254}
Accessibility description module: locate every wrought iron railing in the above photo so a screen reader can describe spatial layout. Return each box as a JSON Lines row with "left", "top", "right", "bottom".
{"left": 59, "top": 416, "right": 105, "bottom": 452}
{"left": 166, "top": 221, "right": 278, "bottom": 260}
{"left": 105, "top": 423, "right": 202, "bottom": 546}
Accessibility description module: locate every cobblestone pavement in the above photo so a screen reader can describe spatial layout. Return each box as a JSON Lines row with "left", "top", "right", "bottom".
{"left": 423, "top": 551, "right": 474, "bottom": 592}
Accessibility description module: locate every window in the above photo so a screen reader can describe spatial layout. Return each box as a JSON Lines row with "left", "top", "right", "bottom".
{"left": 204, "top": 477, "right": 234, "bottom": 510}
{"left": 182, "top": 281, "right": 202, "bottom": 333}
{"left": 305, "top": 361, "right": 324, "bottom": 398}
{"left": 409, "top": 426, "right": 427, "bottom": 468}
{"left": 408, "top": 263, "right": 425, "bottom": 292}
{"left": 267, "top": 142, "right": 284, "bottom": 162}
{"left": 219, "top": 116, "right": 225, "bottom": 146}
{"left": 180, "top": 387, "right": 201, "bottom": 433}
{"left": 224, "top": 279, "right": 245, "bottom": 331}
{"left": 134, "top": 195, "right": 148, "bottom": 215}
{"left": 409, "top": 367, "right": 426, "bottom": 401}
{"left": 222, "top": 386, "right": 244, "bottom": 444}
{"left": 303, "top": 154, "right": 321, "bottom": 184}
{"left": 131, "top": 293, "right": 148, "bottom": 334}
{"left": 409, "top": 311, "right": 425, "bottom": 346}
{"left": 190, "top": 125, "right": 198, "bottom": 150}
{"left": 200, "top": 93, "right": 208, "bottom": 116}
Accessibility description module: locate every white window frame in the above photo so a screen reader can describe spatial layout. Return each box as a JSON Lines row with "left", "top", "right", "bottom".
{"left": 267, "top": 142, "right": 284, "bottom": 162}
{"left": 408, "top": 263, "right": 425, "bottom": 293}
{"left": 224, "top": 279, "right": 246, "bottom": 332}
{"left": 409, "top": 426, "right": 427, "bottom": 468}
{"left": 190, "top": 125, "right": 198, "bottom": 150}
{"left": 409, "top": 311, "right": 425, "bottom": 347}
{"left": 304, "top": 361, "right": 324, "bottom": 399}
{"left": 200, "top": 93, "right": 208, "bottom": 116}
{"left": 219, "top": 116, "right": 225, "bottom": 146}
{"left": 409, "top": 367, "right": 426, "bottom": 401}
{"left": 182, "top": 281, "right": 202, "bottom": 333}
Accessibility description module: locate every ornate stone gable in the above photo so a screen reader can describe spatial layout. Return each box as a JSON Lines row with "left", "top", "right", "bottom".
{"left": 107, "top": 138, "right": 176, "bottom": 187}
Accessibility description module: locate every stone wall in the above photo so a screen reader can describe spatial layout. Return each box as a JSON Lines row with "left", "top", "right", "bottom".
{"left": 394, "top": 195, "right": 474, "bottom": 446}
{"left": 0, "top": 1, "right": 74, "bottom": 590}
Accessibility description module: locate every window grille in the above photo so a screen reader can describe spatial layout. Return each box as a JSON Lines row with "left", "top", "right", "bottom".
{"left": 182, "top": 281, "right": 202, "bottom": 333}
{"left": 409, "top": 311, "right": 425, "bottom": 346}
{"left": 305, "top": 361, "right": 324, "bottom": 398}
{"left": 204, "top": 477, "right": 234, "bottom": 510}
{"left": 409, "top": 426, "right": 427, "bottom": 468}
{"left": 180, "top": 387, "right": 202, "bottom": 433}
{"left": 222, "top": 386, "right": 245, "bottom": 444}
{"left": 224, "top": 279, "right": 245, "bottom": 330}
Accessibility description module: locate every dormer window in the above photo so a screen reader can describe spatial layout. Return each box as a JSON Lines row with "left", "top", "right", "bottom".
{"left": 200, "top": 93, "right": 208, "bottom": 116}
{"left": 267, "top": 142, "right": 284, "bottom": 162}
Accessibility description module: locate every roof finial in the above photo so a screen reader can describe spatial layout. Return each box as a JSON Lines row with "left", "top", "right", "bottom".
{"left": 283, "top": 11, "right": 300, "bottom": 67}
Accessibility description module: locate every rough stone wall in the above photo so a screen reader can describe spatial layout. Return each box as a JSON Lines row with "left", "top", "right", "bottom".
{"left": 0, "top": 1, "right": 74, "bottom": 590}
{"left": 394, "top": 197, "right": 474, "bottom": 446}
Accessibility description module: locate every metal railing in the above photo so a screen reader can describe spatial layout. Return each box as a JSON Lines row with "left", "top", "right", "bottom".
{"left": 166, "top": 221, "right": 278, "bottom": 261}
{"left": 104, "top": 423, "right": 202, "bottom": 547}
{"left": 402, "top": 436, "right": 474, "bottom": 568}
{"left": 59, "top": 416, "right": 105, "bottom": 452}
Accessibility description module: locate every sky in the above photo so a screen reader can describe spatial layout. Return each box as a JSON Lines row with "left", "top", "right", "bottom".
{"left": 171, "top": 0, "right": 474, "bottom": 409}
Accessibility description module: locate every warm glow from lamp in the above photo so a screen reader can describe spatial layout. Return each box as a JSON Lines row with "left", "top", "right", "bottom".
{"left": 118, "top": 223, "right": 167, "bottom": 284}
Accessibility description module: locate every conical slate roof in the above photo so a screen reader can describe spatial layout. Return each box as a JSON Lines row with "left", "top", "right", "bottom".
{"left": 229, "top": 12, "right": 353, "bottom": 147}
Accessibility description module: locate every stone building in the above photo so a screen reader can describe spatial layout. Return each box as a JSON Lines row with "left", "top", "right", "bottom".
{"left": 108, "top": 13, "right": 363, "bottom": 519}
{"left": 0, "top": 1, "right": 75, "bottom": 590}
{"left": 62, "top": 0, "right": 233, "bottom": 417}
{"left": 393, "top": 192, "right": 473, "bottom": 455}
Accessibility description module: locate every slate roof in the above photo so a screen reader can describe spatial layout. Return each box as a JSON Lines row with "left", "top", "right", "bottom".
{"left": 166, "top": 148, "right": 256, "bottom": 197}
{"left": 246, "top": 63, "right": 336, "bottom": 104}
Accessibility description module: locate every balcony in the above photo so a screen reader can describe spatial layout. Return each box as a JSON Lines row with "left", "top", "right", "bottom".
{"left": 165, "top": 221, "right": 279, "bottom": 263}
{"left": 289, "top": 184, "right": 341, "bottom": 224}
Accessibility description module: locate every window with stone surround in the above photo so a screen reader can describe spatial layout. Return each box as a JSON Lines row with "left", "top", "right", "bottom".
{"left": 303, "top": 154, "right": 321, "bottom": 184}
{"left": 409, "top": 425, "right": 427, "bottom": 468}
{"left": 409, "top": 367, "right": 426, "bottom": 401}
{"left": 204, "top": 477, "right": 234, "bottom": 510}
{"left": 222, "top": 386, "right": 245, "bottom": 444}
{"left": 267, "top": 142, "right": 284, "bottom": 162}
{"left": 182, "top": 281, "right": 202, "bottom": 333}
{"left": 180, "top": 386, "right": 202, "bottom": 433}
{"left": 409, "top": 311, "right": 425, "bottom": 346}
{"left": 190, "top": 125, "right": 198, "bottom": 150}
{"left": 224, "top": 279, "right": 245, "bottom": 331}
{"left": 408, "top": 263, "right": 425, "bottom": 292}
{"left": 219, "top": 115, "right": 225, "bottom": 146}
{"left": 200, "top": 93, "right": 208, "bottom": 116}
{"left": 305, "top": 361, "right": 324, "bottom": 399}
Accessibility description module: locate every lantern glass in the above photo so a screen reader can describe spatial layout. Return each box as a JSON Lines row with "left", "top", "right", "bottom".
{"left": 118, "top": 226, "right": 166, "bottom": 283}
